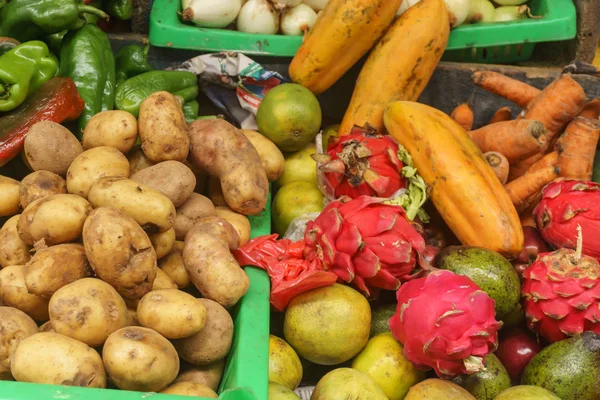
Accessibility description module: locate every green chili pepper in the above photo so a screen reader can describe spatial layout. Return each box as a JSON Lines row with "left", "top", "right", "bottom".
{"left": 83, "top": 0, "right": 104, "bottom": 24}
{"left": 0, "top": 40, "right": 59, "bottom": 112}
{"left": 182, "top": 100, "right": 199, "bottom": 124}
{"left": 115, "top": 44, "right": 153, "bottom": 87}
{"left": 42, "top": 31, "right": 67, "bottom": 55}
{"left": 115, "top": 70, "right": 198, "bottom": 117}
{"left": 0, "top": 0, "right": 108, "bottom": 42}
{"left": 60, "top": 24, "right": 115, "bottom": 137}
{"left": 106, "top": 0, "right": 133, "bottom": 20}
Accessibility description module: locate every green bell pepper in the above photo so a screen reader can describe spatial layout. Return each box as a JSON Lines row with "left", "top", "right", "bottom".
{"left": 84, "top": 0, "right": 105, "bottom": 24}
{"left": 182, "top": 100, "right": 199, "bottom": 124}
{"left": 106, "top": 0, "right": 133, "bottom": 20}
{"left": 0, "top": 40, "right": 59, "bottom": 112}
{"left": 115, "top": 70, "right": 199, "bottom": 117}
{"left": 43, "top": 31, "right": 67, "bottom": 55}
{"left": 0, "top": 0, "right": 108, "bottom": 42}
{"left": 115, "top": 44, "right": 153, "bottom": 87}
{"left": 60, "top": 24, "right": 115, "bottom": 137}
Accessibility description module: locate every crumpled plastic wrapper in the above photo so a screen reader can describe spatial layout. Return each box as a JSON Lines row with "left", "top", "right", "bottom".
{"left": 283, "top": 212, "right": 322, "bottom": 242}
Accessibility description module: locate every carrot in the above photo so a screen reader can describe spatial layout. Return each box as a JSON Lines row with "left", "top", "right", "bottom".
{"left": 451, "top": 103, "right": 474, "bottom": 131}
{"left": 527, "top": 151, "right": 559, "bottom": 174}
{"left": 468, "top": 119, "right": 547, "bottom": 163}
{"left": 577, "top": 99, "right": 600, "bottom": 119}
{"left": 520, "top": 204, "right": 537, "bottom": 227}
{"left": 484, "top": 152, "right": 509, "bottom": 184}
{"left": 505, "top": 166, "right": 559, "bottom": 212}
{"left": 472, "top": 71, "right": 540, "bottom": 108}
{"left": 489, "top": 106, "right": 512, "bottom": 124}
{"left": 555, "top": 117, "right": 600, "bottom": 181}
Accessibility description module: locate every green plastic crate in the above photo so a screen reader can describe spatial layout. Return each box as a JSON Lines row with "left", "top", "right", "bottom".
{"left": 0, "top": 192, "right": 272, "bottom": 400}
{"left": 149, "top": 0, "right": 576, "bottom": 63}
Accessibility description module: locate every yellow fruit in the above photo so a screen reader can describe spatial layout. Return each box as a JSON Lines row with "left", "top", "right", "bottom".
{"left": 272, "top": 181, "right": 323, "bottom": 236}
{"left": 268, "top": 335, "right": 302, "bottom": 390}
{"left": 284, "top": 283, "right": 371, "bottom": 366}
{"left": 352, "top": 333, "right": 425, "bottom": 400}
{"left": 404, "top": 379, "right": 476, "bottom": 400}
{"left": 320, "top": 124, "right": 340, "bottom": 152}
{"left": 277, "top": 144, "right": 318, "bottom": 187}
{"left": 268, "top": 382, "right": 301, "bottom": 400}
{"left": 311, "top": 368, "right": 387, "bottom": 400}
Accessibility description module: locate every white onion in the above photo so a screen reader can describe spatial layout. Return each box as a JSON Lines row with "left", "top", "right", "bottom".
{"left": 303, "top": 0, "right": 328, "bottom": 11}
{"left": 396, "top": 0, "right": 422, "bottom": 16}
{"left": 271, "top": 0, "right": 302, "bottom": 10}
{"left": 494, "top": 5, "right": 528, "bottom": 22}
{"left": 280, "top": 3, "right": 317, "bottom": 35}
{"left": 494, "top": 0, "right": 527, "bottom": 5}
{"left": 181, "top": 0, "right": 242, "bottom": 28}
{"left": 466, "top": 0, "right": 495, "bottom": 23}
{"left": 237, "top": 0, "right": 280, "bottom": 34}
{"left": 444, "top": 0, "right": 471, "bottom": 27}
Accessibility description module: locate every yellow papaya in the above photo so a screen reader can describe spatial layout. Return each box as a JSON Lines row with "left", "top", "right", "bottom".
{"left": 288, "top": 0, "right": 402, "bottom": 96}
{"left": 384, "top": 101, "right": 524, "bottom": 257}
{"left": 339, "top": 0, "right": 449, "bottom": 136}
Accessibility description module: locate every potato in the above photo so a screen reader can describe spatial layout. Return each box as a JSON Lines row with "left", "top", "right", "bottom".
{"left": 139, "top": 91, "right": 190, "bottom": 162}
{"left": 207, "top": 177, "right": 227, "bottom": 207}
{"left": 130, "top": 161, "right": 196, "bottom": 207}
{"left": 128, "top": 146, "right": 155, "bottom": 174}
{"left": 11, "top": 332, "right": 106, "bottom": 388}
{"left": 0, "top": 307, "right": 38, "bottom": 380}
{"left": 241, "top": 129, "right": 285, "bottom": 182}
{"left": 0, "top": 176, "right": 20, "bottom": 217}
{"left": 183, "top": 159, "right": 208, "bottom": 194}
{"left": 19, "top": 171, "right": 67, "bottom": 209}
{"left": 127, "top": 308, "right": 139, "bottom": 326}
{"left": 159, "top": 241, "right": 190, "bottom": 289}
{"left": 66, "top": 146, "right": 130, "bottom": 198}
{"left": 214, "top": 206, "right": 251, "bottom": 246}
{"left": 25, "top": 243, "right": 92, "bottom": 298}
{"left": 174, "top": 360, "right": 225, "bottom": 391}
{"left": 137, "top": 289, "right": 206, "bottom": 339}
{"left": 183, "top": 216, "right": 248, "bottom": 307}
{"left": 23, "top": 121, "right": 84, "bottom": 175}
{"left": 152, "top": 268, "right": 178, "bottom": 290}
{"left": 160, "top": 382, "right": 218, "bottom": 397}
{"left": 39, "top": 321, "right": 55, "bottom": 332}
{"left": 103, "top": 326, "right": 180, "bottom": 392}
{"left": 83, "top": 207, "right": 157, "bottom": 299}
{"left": 49, "top": 278, "right": 129, "bottom": 347}
{"left": 17, "top": 194, "right": 92, "bottom": 246}
{"left": 150, "top": 227, "right": 176, "bottom": 259}
{"left": 0, "top": 265, "right": 49, "bottom": 321}
{"left": 189, "top": 119, "right": 268, "bottom": 215}
{"left": 82, "top": 110, "right": 138, "bottom": 153}
{"left": 174, "top": 193, "right": 215, "bottom": 240}
{"left": 0, "top": 215, "right": 32, "bottom": 268}
{"left": 173, "top": 298, "right": 233, "bottom": 365}
{"left": 88, "top": 177, "right": 175, "bottom": 233}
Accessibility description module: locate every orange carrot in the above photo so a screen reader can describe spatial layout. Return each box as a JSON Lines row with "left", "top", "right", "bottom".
{"left": 520, "top": 203, "right": 537, "bottom": 227}
{"left": 577, "top": 99, "right": 600, "bottom": 119}
{"left": 527, "top": 151, "right": 559, "bottom": 174}
{"left": 505, "top": 166, "right": 559, "bottom": 212}
{"left": 451, "top": 103, "right": 474, "bottom": 131}
{"left": 555, "top": 117, "right": 600, "bottom": 181}
{"left": 484, "top": 152, "right": 509, "bottom": 184}
{"left": 468, "top": 119, "right": 547, "bottom": 163}
{"left": 489, "top": 106, "right": 512, "bottom": 124}
{"left": 472, "top": 71, "right": 540, "bottom": 108}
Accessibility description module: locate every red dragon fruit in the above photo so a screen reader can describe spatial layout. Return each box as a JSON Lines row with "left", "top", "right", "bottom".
{"left": 534, "top": 180, "right": 600, "bottom": 259}
{"left": 313, "top": 125, "right": 406, "bottom": 200}
{"left": 303, "top": 195, "right": 427, "bottom": 297}
{"left": 389, "top": 270, "right": 503, "bottom": 379}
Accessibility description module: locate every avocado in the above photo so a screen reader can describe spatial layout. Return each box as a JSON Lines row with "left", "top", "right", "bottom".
{"left": 370, "top": 303, "right": 396, "bottom": 338}
{"left": 521, "top": 331, "right": 600, "bottom": 400}
{"left": 435, "top": 246, "right": 520, "bottom": 320}
{"left": 452, "top": 354, "right": 511, "bottom": 400}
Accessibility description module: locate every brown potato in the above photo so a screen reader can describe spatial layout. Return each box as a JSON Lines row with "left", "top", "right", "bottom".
{"left": 159, "top": 241, "right": 190, "bottom": 289}
{"left": 0, "top": 265, "right": 49, "bottom": 321}
{"left": 0, "top": 176, "right": 20, "bottom": 217}
{"left": 130, "top": 161, "right": 196, "bottom": 207}
{"left": 183, "top": 159, "right": 208, "bottom": 194}
{"left": 174, "top": 193, "right": 215, "bottom": 240}
{"left": 128, "top": 146, "right": 155, "bottom": 174}
{"left": 25, "top": 243, "right": 92, "bottom": 298}
{"left": 174, "top": 360, "right": 225, "bottom": 391}
{"left": 0, "top": 215, "right": 32, "bottom": 268}
{"left": 207, "top": 177, "right": 227, "bottom": 207}
{"left": 0, "top": 307, "right": 39, "bottom": 380}
{"left": 11, "top": 332, "right": 106, "bottom": 388}
{"left": 82, "top": 110, "right": 138, "bottom": 153}
{"left": 126, "top": 308, "right": 139, "bottom": 326}
{"left": 189, "top": 119, "right": 268, "bottom": 215}
{"left": 150, "top": 227, "right": 176, "bottom": 259}
{"left": 23, "top": 121, "right": 84, "bottom": 175}
{"left": 17, "top": 194, "right": 92, "bottom": 246}
{"left": 173, "top": 298, "right": 233, "bottom": 365}
{"left": 66, "top": 146, "right": 130, "bottom": 198}
{"left": 152, "top": 268, "right": 178, "bottom": 290}
{"left": 103, "top": 326, "right": 180, "bottom": 392}
{"left": 88, "top": 177, "right": 175, "bottom": 234}
{"left": 39, "top": 321, "right": 55, "bottom": 332}
{"left": 241, "top": 129, "right": 285, "bottom": 181}
{"left": 137, "top": 289, "right": 206, "bottom": 339}
{"left": 214, "top": 206, "right": 251, "bottom": 246}
{"left": 82, "top": 207, "right": 157, "bottom": 300}
{"left": 19, "top": 171, "right": 67, "bottom": 209}
{"left": 160, "top": 382, "right": 218, "bottom": 397}
{"left": 139, "top": 91, "right": 190, "bottom": 162}
{"left": 183, "top": 216, "right": 248, "bottom": 308}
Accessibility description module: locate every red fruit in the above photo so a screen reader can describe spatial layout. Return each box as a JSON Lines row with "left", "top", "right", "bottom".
{"left": 389, "top": 270, "right": 503, "bottom": 379}
{"left": 516, "top": 226, "right": 549, "bottom": 264}
{"left": 313, "top": 124, "right": 406, "bottom": 200}
{"left": 303, "top": 195, "right": 427, "bottom": 296}
{"left": 495, "top": 327, "right": 543, "bottom": 384}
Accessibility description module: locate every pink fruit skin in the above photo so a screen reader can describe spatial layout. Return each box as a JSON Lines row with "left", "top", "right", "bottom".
{"left": 495, "top": 327, "right": 543, "bottom": 384}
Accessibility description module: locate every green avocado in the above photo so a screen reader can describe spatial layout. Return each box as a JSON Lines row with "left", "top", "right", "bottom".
{"left": 369, "top": 303, "right": 396, "bottom": 338}
{"left": 493, "top": 385, "right": 560, "bottom": 400}
{"left": 435, "top": 246, "right": 521, "bottom": 320}
{"left": 521, "top": 331, "right": 600, "bottom": 400}
{"left": 453, "top": 354, "right": 511, "bottom": 400}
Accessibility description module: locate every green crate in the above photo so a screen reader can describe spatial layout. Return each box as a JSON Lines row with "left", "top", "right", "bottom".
{"left": 0, "top": 192, "right": 272, "bottom": 400}
{"left": 149, "top": 0, "right": 576, "bottom": 63}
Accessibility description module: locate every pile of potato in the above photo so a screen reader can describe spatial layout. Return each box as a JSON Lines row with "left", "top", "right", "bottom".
{"left": 0, "top": 91, "right": 284, "bottom": 395}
